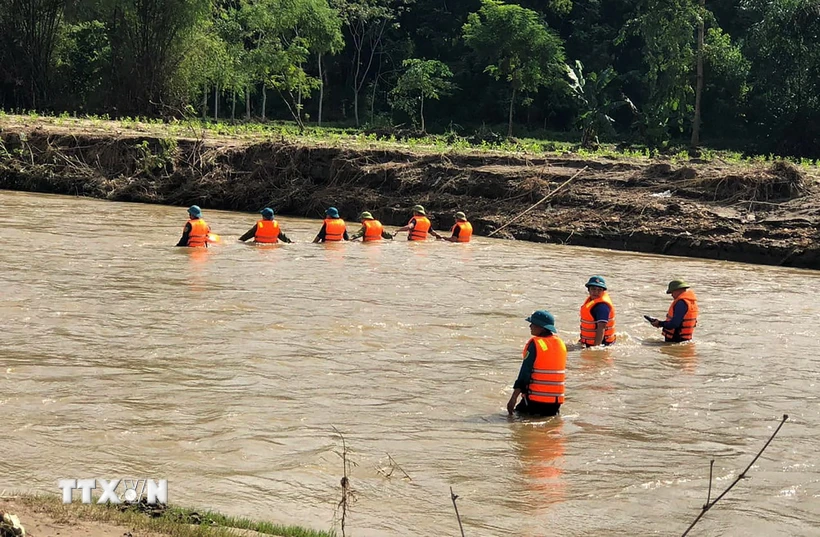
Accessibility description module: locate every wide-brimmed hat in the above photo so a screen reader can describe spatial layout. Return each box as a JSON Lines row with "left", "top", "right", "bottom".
{"left": 359, "top": 211, "right": 374, "bottom": 220}
{"left": 526, "top": 310, "right": 557, "bottom": 333}
{"left": 454, "top": 211, "right": 467, "bottom": 221}
{"left": 261, "top": 207, "right": 274, "bottom": 219}
{"left": 666, "top": 279, "right": 690, "bottom": 294}
{"left": 585, "top": 275, "right": 607, "bottom": 290}
{"left": 188, "top": 205, "right": 202, "bottom": 218}
{"left": 412, "top": 204, "right": 426, "bottom": 215}
{"left": 326, "top": 207, "right": 340, "bottom": 218}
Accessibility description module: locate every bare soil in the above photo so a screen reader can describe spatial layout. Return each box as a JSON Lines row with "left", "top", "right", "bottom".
{"left": 2, "top": 121, "right": 819, "bottom": 269}
{"left": 1, "top": 497, "right": 163, "bottom": 537}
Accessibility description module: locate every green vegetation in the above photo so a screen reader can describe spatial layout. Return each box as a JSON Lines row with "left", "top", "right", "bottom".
{"left": 2, "top": 0, "right": 820, "bottom": 158}
{"left": 11, "top": 494, "right": 334, "bottom": 537}
{"left": 4, "top": 112, "right": 820, "bottom": 172}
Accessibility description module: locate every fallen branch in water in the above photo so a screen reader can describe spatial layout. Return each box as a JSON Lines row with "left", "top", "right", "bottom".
{"left": 450, "top": 486, "right": 465, "bottom": 537}
{"left": 680, "top": 414, "right": 789, "bottom": 536}
{"left": 377, "top": 453, "right": 413, "bottom": 481}
{"left": 332, "top": 426, "right": 357, "bottom": 537}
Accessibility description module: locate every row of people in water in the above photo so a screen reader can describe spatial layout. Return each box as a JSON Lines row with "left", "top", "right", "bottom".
{"left": 509, "top": 276, "right": 699, "bottom": 418}
{"left": 176, "top": 204, "right": 472, "bottom": 247}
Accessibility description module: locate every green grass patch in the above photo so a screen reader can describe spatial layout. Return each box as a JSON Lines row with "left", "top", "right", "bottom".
{"left": 2, "top": 112, "right": 819, "bottom": 174}
{"left": 11, "top": 494, "right": 334, "bottom": 537}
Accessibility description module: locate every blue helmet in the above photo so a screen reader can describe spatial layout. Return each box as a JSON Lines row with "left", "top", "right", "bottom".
{"left": 261, "top": 207, "right": 274, "bottom": 219}
{"left": 188, "top": 205, "right": 202, "bottom": 218}
{"left": 585, "top": 275, "right": 607, "bottom": 290}
{"left": 326, "top": 207, "right": 340, "bottom": 218}
{"left": 526, "top": 310, "right": 557, "bottom": 333}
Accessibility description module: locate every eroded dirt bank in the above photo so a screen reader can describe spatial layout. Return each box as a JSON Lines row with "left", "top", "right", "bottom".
{"left": 1, "top": 127, "right": 819, "bottom": 269}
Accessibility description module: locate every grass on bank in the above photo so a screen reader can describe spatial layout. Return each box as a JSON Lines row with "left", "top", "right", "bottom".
{"left": 8, "top": 494, "right": 334, "bottom": 537}
{"left": 2, "top": 109, "right": 820, "bottom": 170}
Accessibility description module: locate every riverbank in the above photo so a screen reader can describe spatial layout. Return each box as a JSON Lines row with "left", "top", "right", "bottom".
{"left": 1, "top": 115, "right": 819, "bottom": 269}
{"left": 0, "top": 495, "right": 332, "bottom": 537}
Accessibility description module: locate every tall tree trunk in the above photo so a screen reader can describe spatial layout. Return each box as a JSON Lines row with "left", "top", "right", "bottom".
{"left": 508, "top": 87, "right": 516, "bottom": 138}
{"left": 261, "top": 83, "right": 267, "bottom": 121}
{"left": 213, "top": 82, "right": 219, "bottom": 120}
{"left": 690, "top": 0, "right": 705, "bottom": 151}
{"left": 354, "top": 89, "right": 360, "bottom": 127}
{"left": 420, "top": 93, "right": 425, "bottom": 133}
{"left": 245, "top": 87, "right": 251, "bottom": 120}
{"left": 202, "top": 84, "right": 207, "bottom": 118}
{"left": 231, "top": 89, "right": 236, "bottom": 120}
{"left": 318, "top": 54, "right": 324, "bottom": 126}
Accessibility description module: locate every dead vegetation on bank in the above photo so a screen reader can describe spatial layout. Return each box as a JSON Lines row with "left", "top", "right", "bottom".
{"left": 1, "top": 127, "right": 819, "bottom": 268}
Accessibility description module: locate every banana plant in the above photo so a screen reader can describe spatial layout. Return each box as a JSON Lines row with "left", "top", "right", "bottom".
{"left": 566, "top": 60, "right": 636, "bottom": 148}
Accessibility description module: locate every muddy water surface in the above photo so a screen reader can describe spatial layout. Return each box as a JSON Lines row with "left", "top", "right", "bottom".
{"left": 1, "top": 190, "right": 818, "bottom": 536}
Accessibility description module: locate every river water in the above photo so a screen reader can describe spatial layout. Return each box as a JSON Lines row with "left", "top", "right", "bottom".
{"left": 1, "top": 190, "right": 818, "bottom": 536}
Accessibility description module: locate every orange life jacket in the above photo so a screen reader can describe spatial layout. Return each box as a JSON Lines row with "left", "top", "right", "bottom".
{"left": 408, "top": 216, "right": 431, "bottom": 241}
{"left": 323, "top": 218, "right": 346, "bottom": 241}
{"left": 523, "top": 335, "right": 567, "bottom": 404}
{"left": 579, "top": 293, "right": 616, "bottom": 346}
{"left": 362, "top": 219, "right": 384, "bottom": 241}
{"left": 254, "top": 219, "right": 280, "bottom": 243}
{"left": 663, "top": 289, "right": 698, "bottom": 342}
{"left": 186, "top": 218, "right": 210, "bottom": 247}
{"left": 450, "top": 221, "right": 473, "bottom": 242}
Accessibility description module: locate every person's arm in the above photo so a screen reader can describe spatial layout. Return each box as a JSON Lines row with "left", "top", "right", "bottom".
{"left": 591, "top": 303, "right": 611, "bottom": 346}
{"left": 350, "top": 225, "right": 366, "bottom": 241}
{"left": 508, "top": 340, "right": 537, "bottom": 414}
{"left": 392, "top": 221, "right": 413, "bottom": 237}
{"left": 381, "top": 229, "right": 393, "bottom": 240}
{"left": 429, "top": 225, "right": 444, "bottom": 240}
{"left": 176, "top": 222, "right": 192, "bottom": 247}
{"left": 278, "top": 231, "right": 293, "bottom": 243}
{"left": 312, "top": 223, "right": 327, "bottom": 243}
{"left": 343, "top": 229, "right": 350, "bottom": 241}
{"left": 661, "top": 301, "right": 688, "bottom": 330}
{"left": 444, "top": 225, "right": 460, "bottom": 243}
{"left": 238, "top": 225, "right": 257, "bottom": 242}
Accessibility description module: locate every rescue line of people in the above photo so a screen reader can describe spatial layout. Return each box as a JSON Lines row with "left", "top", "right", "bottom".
{"left": 178, "top": 204, "right": 473, "bottom": 247}
{"left": 178, "top": 204, "right": 698, "bottom": 421}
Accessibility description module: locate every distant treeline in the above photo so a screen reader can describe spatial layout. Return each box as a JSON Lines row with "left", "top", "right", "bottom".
{"left": 1, "top": 0, "right": 819, "bottom": 157}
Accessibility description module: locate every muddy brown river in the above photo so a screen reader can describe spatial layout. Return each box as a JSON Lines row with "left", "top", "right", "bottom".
{"left": 1, "top": 190, "right": 818, "bottom": 536}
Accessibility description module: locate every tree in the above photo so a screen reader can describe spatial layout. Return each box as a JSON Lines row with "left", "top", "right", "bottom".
{"left": 463, "top": 0, "right": 565, "bottom": 137}
{"left": 742, "top": 0, "right": 820, "bottom": 156}
{"left": 566, "top": 61, "right": 636, "bottom": 148}
{"left": 103, "top": 0, "right": 211, "bottom": 114}
{"left": 390, "top": 59, "right": 453, "bottom": 132}
{"left": 619, "top": 0, "right": 700, "bottom": 148}
{"left": 0, "top": 0, "right": 68, "bottom": 109}
{"left": 333, "top": 0, "right": 397, "bottom": 127}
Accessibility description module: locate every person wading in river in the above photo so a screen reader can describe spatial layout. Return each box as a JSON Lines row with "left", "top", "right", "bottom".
{"left": 579, "top": 275, "right": 616, "bottom": 347}
{"left": 647, "top": 279, "right": 699, "bottom": 342}
{"left": 313, "top": 207, "right": 349, "bottom": 243}
{"left": 443, "top": 211, "right": 473, "bottom": 243}
{"left": 176, "top": 205, "right": 211, "bottom": 247}
{"left": 350, "top": 211, "right": 393, "bottom": 241}
{"left": 392, "top": 205, "right": 443, "bottom": 241}
{"left": 507, "top": 310, "right": 567, "bottom": 417}
{"left": 238, "top": 208, "right": 293, "bottom": 244}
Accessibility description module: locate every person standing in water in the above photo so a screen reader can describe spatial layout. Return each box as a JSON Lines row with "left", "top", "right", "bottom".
{"left": 176, "top": 205, "right": 210, "bottom": 247}
{"left": 648, "top": 279, "right": 699, "bottom": 342}
{"left": 313, "top": 207, "right": 349, "bottom": 242}
{"left": 238, "top": 208, "right": 293, "bottom": 243}
{"left": 507, "top": 310, "right": 567, "bottom": 417}
{"left": 443, "top": 211, "right": 473, "bottom": 243}
{"left": 579, "top": 275, "right": 616, "bottom": 347}
{"left": 349, "top": 211, "right": 393, "bottom": 241}
{"left": 392, "top": 205, "right": 443, "bottom": 241}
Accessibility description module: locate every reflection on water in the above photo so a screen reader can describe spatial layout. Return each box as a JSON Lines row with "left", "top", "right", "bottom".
{"left": 1, "top": 191, "right": 819, "bottom": 537}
